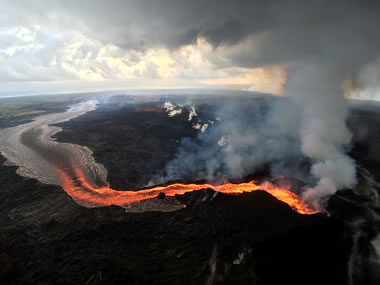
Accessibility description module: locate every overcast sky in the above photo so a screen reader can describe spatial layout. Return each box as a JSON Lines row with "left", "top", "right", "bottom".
{"left": 1, "top": 0, "right": 380, "bottom": 98}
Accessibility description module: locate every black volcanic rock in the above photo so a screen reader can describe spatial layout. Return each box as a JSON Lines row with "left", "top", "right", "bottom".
{"left": 157, "top": 192, "right": 166, "bottom": 199}
{"left": 0, "top": 233, "right": 12, "bottom": 274}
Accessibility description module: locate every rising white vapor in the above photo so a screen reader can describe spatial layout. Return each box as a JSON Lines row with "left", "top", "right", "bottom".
{"left": 163, "top": 102, "right": 182, "bottom": 117}
{"left": 188, "top": 105, "right": 198, "bottom": 121}
{"left": 287, "top": 64, "right": 357, "bottom": 209}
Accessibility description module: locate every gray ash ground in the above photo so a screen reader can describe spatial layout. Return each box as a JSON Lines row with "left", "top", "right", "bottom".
{"left": 0, "top": 95, "right": 379, "bottom": 284}
{"left": 54, "top": 98, "right": 198, "bottom": 190}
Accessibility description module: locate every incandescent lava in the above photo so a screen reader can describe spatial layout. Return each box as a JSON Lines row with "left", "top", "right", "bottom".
{"left": 59, "top": 166, "right": 318, "bottom": 215}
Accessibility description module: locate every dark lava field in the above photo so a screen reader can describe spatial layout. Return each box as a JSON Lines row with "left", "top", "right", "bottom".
{"left": 0, "top": 95, "right": 379, "bottom": 285}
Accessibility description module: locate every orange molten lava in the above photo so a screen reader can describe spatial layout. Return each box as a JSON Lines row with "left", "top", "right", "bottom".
{"left": 58, "top": 167, "right": 318, "bottom": 215}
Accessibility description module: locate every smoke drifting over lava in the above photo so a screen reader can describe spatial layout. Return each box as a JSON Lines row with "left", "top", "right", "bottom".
{"left": 164, "top": 97, "right": 302, "bottom": 181}
{"left": 163, "top": 88, "right": 355, "bottom": 210}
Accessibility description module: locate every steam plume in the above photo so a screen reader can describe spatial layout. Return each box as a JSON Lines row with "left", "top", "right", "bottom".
{"left": 286, "top": 64, "right": 357, "bottom": 209}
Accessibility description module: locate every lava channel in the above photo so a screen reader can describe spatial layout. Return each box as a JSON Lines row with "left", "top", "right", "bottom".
{"left": 58, "top": 166, "right": 318, "bottom": 215}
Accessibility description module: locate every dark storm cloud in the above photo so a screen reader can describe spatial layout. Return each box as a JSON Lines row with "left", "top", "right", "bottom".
{"left": 53, "top": 0, "right": 268, "bottom": 50}
{"left": 203, "top": 19, "right": 251, "bottom": 47}
{"left": 218, "top": 0, "right": 380, "bottom": 69}
{"left": 3, "top": 0, "right": 380, "bottom": 69}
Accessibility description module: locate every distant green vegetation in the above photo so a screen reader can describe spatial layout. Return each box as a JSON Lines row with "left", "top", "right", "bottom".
{"left": 0, "top": 93, "right": 96, "bottom": 119}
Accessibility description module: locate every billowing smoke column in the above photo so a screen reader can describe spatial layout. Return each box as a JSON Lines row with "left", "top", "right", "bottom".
{"left": 286, "top": 64, "right": 357, "bottom": 209}
{"left": 164, "top": 0, "right": 380, "bottom": 209}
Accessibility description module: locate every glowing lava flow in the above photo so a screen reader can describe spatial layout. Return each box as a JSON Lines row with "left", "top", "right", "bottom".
{"left": 0, "top": 100, "right": 319, "bottom": 215}
{"left": 59, "top": 167, "right": 318, "bottom": 215}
